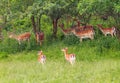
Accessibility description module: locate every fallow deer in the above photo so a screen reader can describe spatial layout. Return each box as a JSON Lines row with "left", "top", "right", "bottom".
{"left": 38, "top": 51, "right": 46, "bottom": 64}
{"left": 84, "top": 25, "right": 93, "bottom": 30}
{"left": 35, "top": 32, "right": 44, "bottom": 45}
{"left": 8, "top": 32, "right": 31, "bottom": 44}
{"left": 59, "top": 23, "right": 74, "bottom": 35}
{"left": 97, "top": 24, "right": 116, "bottom": 37}
{"left": 61, "top": 47, "right": 76, "bottom": 65}
{"left": 73, "top": 18, "right": 93, "bottom": 31}
{"left": 71, "top": 28, "right": 95, "bottom": 42}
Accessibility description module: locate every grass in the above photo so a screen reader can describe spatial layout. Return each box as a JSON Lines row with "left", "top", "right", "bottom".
{"left": 0, "top": 16, "right": 119, "bottom": 83}
{"left": 0, "top": 36, "right": 120, "bottom": 83}
{"left": 0, "top": 57, "right": 120, "bottom": 83}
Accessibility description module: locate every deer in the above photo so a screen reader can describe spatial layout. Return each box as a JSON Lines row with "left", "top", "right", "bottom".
{"left": 73, "top": 18, "right": 93, "bottom": 31}
{"left": 73, "top": 18, "right": 84, "bottom": 30}
{"left": 59, "top": 23, "right": 74, "bottom": 35}
{"left": 61, "top": 47, "right": 76, "bottom": 65}
{"left": 35, "top": 31, "right": 44, "bottom": 45}
{"left": 38, "top": 51, "right": 46, "bottom": 64}
{"left": 8, "top": 32, "right": 31, "bottom": 44}
{"left": 84, "top": 24, "right": 94, "bottom": 30}
{"left": 97, "top": 24, "right": 116, "bottom": 37}
{"left": 71, "top": 28, "right": 95, "bottom": 42}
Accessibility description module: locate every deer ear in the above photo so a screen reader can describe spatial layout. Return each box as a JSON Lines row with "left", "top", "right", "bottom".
{"left": 65, "top": 47, "right": 68, "bottom": 49}
{"left": 40, "top": 50, "right": 42, "bottom": 52}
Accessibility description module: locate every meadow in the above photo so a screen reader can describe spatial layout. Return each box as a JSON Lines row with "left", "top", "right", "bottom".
{"left": 1, "top": 0, "right": 120, "bottom": 83}
{"left": 0, "top": 35, "right": 120, "bottom": 83}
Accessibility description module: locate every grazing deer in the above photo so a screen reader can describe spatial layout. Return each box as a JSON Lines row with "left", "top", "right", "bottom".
{"left": 59, "top": 23, "right": 74, "bottom": 35}
{"left": 61, "top": 47, "right": 76, "bottom": 65}
{"left": 8, "top": 32, "right": 31, "bottom": 44}
{"left": 38, "top": 51, "right": 46, "bottom": 64}
{"left": 72, "top": 28, "right": 94, "bottom": 42}
{"left": 35, "top": 32, "right": 44, "bottom": 45}
{"left": 97, "top": 24, "right": 116, "bottom": 37}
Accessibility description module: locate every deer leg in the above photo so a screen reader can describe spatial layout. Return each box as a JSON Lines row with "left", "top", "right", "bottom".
{"left": 111, "top": 34, "right": 113, "bottom": 37}
{"left": 80, "top": 38, "right": 82, "bottom": 42}
{"left": 40, "top": 41, "right": 42, "bottom": 46}
{"left": 91, "top": 35, "right": 94, "bottom": 40}
{"left": 104, "top": 34, "right": 107, "bottom": 36}
{"left": 18, "top": 40, "right": 21, "bottom": 45}
{"left": 27, "top": 39, "right": 30, "bottom": 43}
{"left": 113, "top": 32, "right": 116, "bottom": 36}
{"left": 70, "top": 61, "right": 73, "bottom": 65}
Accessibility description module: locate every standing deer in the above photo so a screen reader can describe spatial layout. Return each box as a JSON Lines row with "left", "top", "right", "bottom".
{"left": 73, "top": 18, "right": 93, "bottom": 31}
{"left": 73, "top": 18, "right": 84, "bottom": 30}
{"left": 59, "top": 23, "right": 74, "bottom": 35}
{"left": 84, "top": 25, "right": 93, "bottom": 30}
{"left": 35, "top": 32, "right": 44, "bottom": 45}
{"left": 61, "top": 47, "right": 76, "bottom": 65}
{"left": 71, "top": 28, "right": 94, "bottom": 42}
{"left": 97, "top": 24, "right": 116, "bottom": 37}
{"left": 38, "top": 51, "right": 46, "bottom": 64}
{"left": 8, "top": 32, "right": 31, "bottom": 44}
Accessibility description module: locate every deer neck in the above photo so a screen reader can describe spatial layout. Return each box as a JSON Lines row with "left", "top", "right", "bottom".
{"left": 98, "top": 25, "right": 103, "bottom": 31}
{"left": 9, "top": 34, "right": 17, "bottom": 39}
{"left": 77, "top": 21, "right": 80, "bottom": 27}
{"left": 13, "top": 35, "right": 18, "bottom": 40}
{"left": 63, "top": 50, "right": 68, "bottom": 58}
{"left": 71, "top": 29, "right": 76, "bottom": 34}
{"left": 60, "top": 26, "right": 67, "bottom": 35}
{"left": 60, "top": 26, "right": 65, "bottom": 31}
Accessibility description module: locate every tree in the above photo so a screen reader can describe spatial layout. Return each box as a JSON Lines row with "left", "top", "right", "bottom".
{"left": 43, "top": 0, "right": 78, "bottom": 38}
{"left": 26, "top": 0, "right": 46, "bottom": 34}
{"left": 0, "top": 0, "right": 34, "bottom": 30}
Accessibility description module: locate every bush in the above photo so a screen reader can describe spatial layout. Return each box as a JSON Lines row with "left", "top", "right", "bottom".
{"left": 0, "top": 52, "right": 8, "bottom": 59}
{"left": 63, "top": 34, "right": 79, "bottom": 45}
{"left": 95, "top": 36, "right": 120, "bottom": 56}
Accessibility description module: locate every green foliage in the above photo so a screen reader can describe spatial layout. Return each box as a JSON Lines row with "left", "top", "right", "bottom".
{"left": 63, "top": 34, "right": 79, "bottom": 45}
{"left": 95, "top": 36, "right": 120, "bottom": 56}
{"left": 0, "top": 1, "right": 120, "bottom": 82}
{"left": 0, "top": 52, "right": 8, "bottom": 59}
{"left": 12, "top": 17, "right": 32, "bottom": 32}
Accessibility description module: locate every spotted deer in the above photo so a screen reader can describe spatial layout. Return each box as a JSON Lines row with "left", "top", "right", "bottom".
{"left": 38, "top": 51, "right": 46, "bottom": 64}
{"left": 35, "top": 32, "right": 44, "bottom": 45}
{"left": 8, "top": 32, "right": 31, "bottom": 44}
{"left": 61, "top": 47, "right": 76, "bottom": 65}
{"left": 97, "top": 24, "right": 116, "bottom": 37}
{"left": 59, "top": 23, "right": 74, "bottom": 35}
{"left": 73, "top": 18, "right": 93, "bottom": 31}
{"left": 71, "top": 28, "right": 94, "bottom": 42}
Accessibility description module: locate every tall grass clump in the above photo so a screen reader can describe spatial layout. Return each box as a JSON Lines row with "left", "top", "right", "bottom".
{"left": 63, "top": 34, "right": 79, "bottom": 45}
{"left": 95, "top": 36, "right": 120, "bottom": 57}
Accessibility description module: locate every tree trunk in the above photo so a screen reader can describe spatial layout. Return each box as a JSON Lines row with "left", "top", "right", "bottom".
{"left": 31, "top": 15, "right": 37, "bottom": 34}
{"left": 52, "top": 18, "right": 58, "bottom": 38}
{"left": 37, "top": 16, "right": 41, "bottom": 32}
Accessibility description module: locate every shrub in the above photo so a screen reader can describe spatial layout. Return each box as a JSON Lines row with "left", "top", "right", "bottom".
{"left": 63, "top": 34, "right": 79, "bottom": 45}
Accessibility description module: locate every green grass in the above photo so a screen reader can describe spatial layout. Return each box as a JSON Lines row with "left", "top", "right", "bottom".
{"left": 0, "top": 57, "right": 120, "bottom": 83}
{"left": 0, "top": 39, "right": 120, "bottom": 83}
